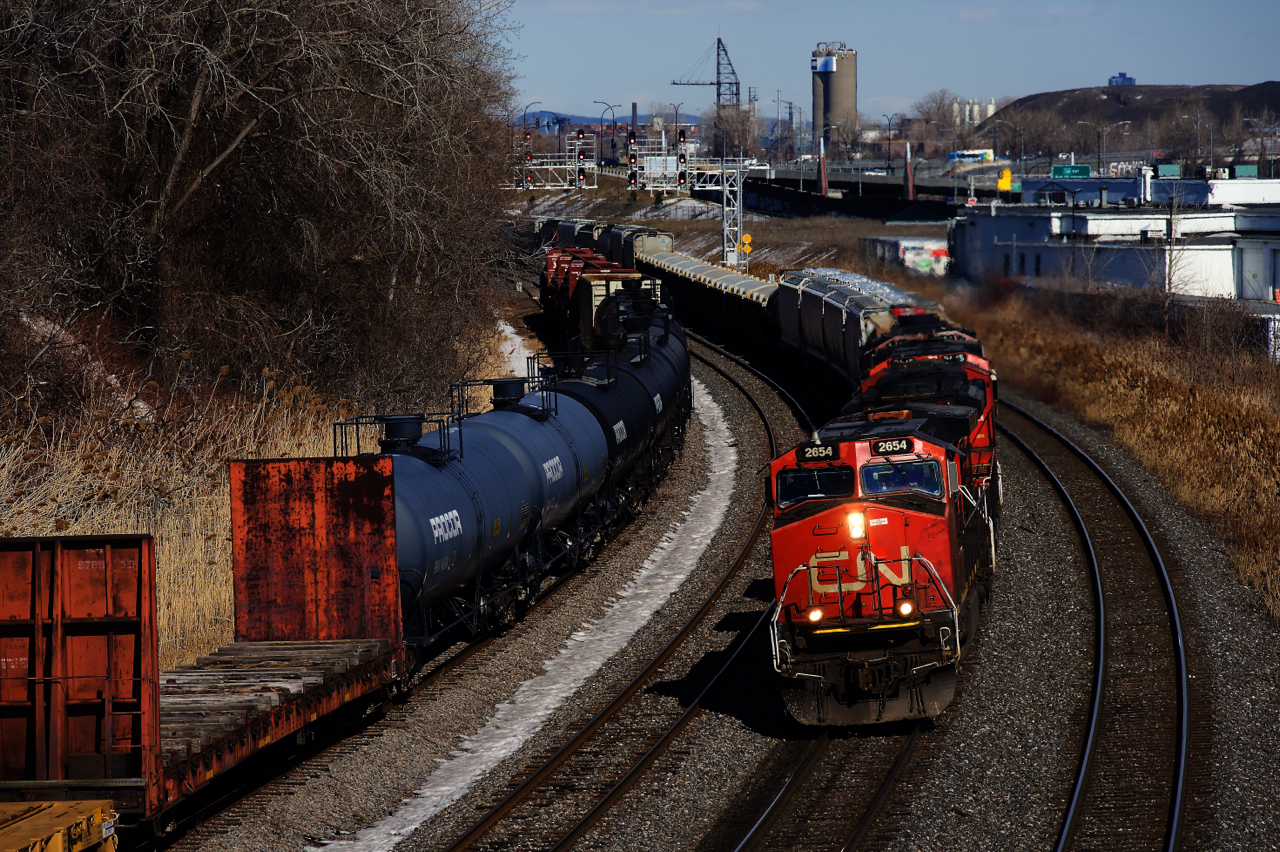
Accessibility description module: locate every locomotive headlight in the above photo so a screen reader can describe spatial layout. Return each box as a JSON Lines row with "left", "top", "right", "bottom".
{"left": 895, "top": 599, "right": 915, "bottom": 618}
{"left": 805, "top": 606, "right": 824, "bottom": 623}
{"left": 848, "top": 511, "right": 866, "bottom": 539}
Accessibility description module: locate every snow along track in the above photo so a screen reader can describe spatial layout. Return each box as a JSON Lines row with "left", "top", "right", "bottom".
{"left": 312, "top": 377, "right": 735, "bottom": 851}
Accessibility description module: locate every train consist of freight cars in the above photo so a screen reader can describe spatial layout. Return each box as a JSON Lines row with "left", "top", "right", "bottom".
{"left": 0, "top": 282, "right": 691, "bottom": 836}
{"left": 536, "top": 218, "right": 998, "bottom": 725}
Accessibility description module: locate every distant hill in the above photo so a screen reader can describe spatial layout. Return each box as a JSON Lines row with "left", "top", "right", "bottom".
{"left": 992, "top": 81, "right": 1280, "bottom": 125}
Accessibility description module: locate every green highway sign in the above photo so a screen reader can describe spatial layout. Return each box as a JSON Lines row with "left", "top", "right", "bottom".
{"left": 1052, "top": 164, "right": 1092, "bottom": 178}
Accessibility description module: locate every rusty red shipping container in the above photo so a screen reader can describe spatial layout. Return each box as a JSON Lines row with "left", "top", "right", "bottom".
{"left": 0, "top": 535, "right": 161, "bottom": 815}
{"left": 0, "top": 456, "right": 408, "bottom": 824}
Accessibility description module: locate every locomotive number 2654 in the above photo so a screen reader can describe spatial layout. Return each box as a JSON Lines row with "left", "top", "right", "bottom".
{"left": 799, "top": 445, "right": 835, "bottom": 460}
{"left": 871, "top": 438, "right": 912, "bottom": 455}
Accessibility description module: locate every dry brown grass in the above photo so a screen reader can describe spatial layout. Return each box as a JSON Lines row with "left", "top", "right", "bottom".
{"left": 1, "top": 325, "right": 511, "bottom": 669}
{"left": 855, "top": 266, "right": 1280, "bottom": 621}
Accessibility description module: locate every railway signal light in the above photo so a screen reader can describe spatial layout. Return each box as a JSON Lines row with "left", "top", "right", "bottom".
{"left": 524, "top": 130, "right": 532, "bottom": 142}
{"left": 577, "top": 167, "right": 586, "bottom": 184}
{"left": 525, "top": 174, "right": 533, "bottom": 185}
{"left": 577, "top": 128, "right": 584, "bottom": 140}
{"left": 628, "top": 130, "right": 636, "bottom": 145}
{"left": 525, "top": 152, "right": 532, "bottom": 162}
{"left": 578, "top": 149, "right": 585, "bottom": 161}
{"left": 628, "top": 152, "right": 637, "bottom": 166}
{"left": 678, "top": 152, "right": 686, "bottom": 165}
{"left": 678, "top": 129, "right": 686, "bottom": 143}
{"left": 678, "top": 170, "right": 687, "bottom": 186}
{"left": 628, "top": 171, "right": 637, "bottom": 187}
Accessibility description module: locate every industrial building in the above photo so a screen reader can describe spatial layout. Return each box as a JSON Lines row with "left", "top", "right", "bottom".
{"left": 953, "top": 97, "right": 997, "bottom": 126}
{"left": 811, "top": 42, "right": 856, "bottom": 150}
{"left": 951, "top": 171, "right": 1280, "bottom": 300}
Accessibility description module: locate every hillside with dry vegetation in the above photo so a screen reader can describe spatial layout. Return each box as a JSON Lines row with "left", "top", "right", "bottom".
{"left": 0, "top": 0, "right": 518, "bottom": 665}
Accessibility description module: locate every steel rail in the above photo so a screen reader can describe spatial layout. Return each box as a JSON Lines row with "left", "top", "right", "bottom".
{"left": 440, "top": 343, "right": 778, "bottom": 852}
{"left": 730, "top": 733, "right": 830, "bottom": 852}
{"left": 839, "top": 723, "right": 923, "bottom": 852}
{"left": 685, "top": 330, "right": 815, "bottom": 433}
{"left": 1001, "top": 401, "right": 1188, "bottom": 852}
{"left": 543, "top": 343, "right": 785, "bottom": 850}
{"left": 994, "top": 419, "right": 1105, "bottom": 852}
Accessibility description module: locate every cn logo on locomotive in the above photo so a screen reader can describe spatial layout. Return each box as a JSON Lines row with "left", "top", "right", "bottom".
{"left": 430, "top": 509, "right": 463, "bottom": 544}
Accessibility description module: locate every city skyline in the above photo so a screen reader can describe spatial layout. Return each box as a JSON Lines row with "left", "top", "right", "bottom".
{"left": 506, "top": 0, "right": 1279, "bottom": 125}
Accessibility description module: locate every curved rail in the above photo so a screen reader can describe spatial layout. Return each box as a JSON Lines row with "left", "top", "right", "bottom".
{"left": 685, "top": 330, "right": 815, "bottom": 434}
{"left": 999, "top": 401, "right": 1187, "bottom": 852}
{"left": 994, "top": 421, "right": 1106, "bottom": 852}
{"left": 441, "top": 343, "right": 779, "bottom": 852}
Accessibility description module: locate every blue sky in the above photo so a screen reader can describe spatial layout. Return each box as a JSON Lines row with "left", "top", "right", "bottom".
{"left": 504, "top": 0, "right": 1279, "bottom": 125}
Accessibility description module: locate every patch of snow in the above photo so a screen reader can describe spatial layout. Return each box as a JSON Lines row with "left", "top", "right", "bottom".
{"left": 496, "top": 320, "right": 534, "bottom": 378}
{"left": 311, "top": 377, "right": 736, "bottom": 852}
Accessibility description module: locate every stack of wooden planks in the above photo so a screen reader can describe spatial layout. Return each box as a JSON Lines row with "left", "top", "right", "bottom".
{"left": 158, "top": 640, "right": 391, "bottom": 769}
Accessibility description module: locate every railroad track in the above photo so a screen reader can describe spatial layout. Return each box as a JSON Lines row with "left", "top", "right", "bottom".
{"left": 997, "top": 402, "right": 1190, "bottom": 852}
{"left": 730, "top": 724, "right": 920, "bottom": 852}
{"left": 432, "top": 340, "right": 786, "bottom": 851}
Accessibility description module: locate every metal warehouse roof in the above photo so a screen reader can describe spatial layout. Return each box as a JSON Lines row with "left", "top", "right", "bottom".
{"left": 638, "top": 250, "right": 778, "bottom": 305}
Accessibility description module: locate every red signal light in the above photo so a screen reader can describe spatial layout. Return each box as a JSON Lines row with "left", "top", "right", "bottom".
{"left": 678, "top": 129, "right": 686, "bottom": 143}
{"left": 678, "top": 171, "right": 687, "bottom": 186}
{"left": 628, "top": 171, "right": 637, "bottom": 187}
{"left": 524, "top": 130, "right": 532, "bottom": 141}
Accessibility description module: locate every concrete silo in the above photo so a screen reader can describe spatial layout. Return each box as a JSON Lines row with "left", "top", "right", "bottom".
{"left": 811, "top": 42, "right": 857, "bottom": 153}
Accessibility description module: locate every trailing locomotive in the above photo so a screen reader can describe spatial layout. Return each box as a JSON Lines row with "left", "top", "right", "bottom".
{"left": 232, "top": 280, "right": 691, "bottom": 670}
{"left": 769, "top": 316, "right": 998, "bottom": 725}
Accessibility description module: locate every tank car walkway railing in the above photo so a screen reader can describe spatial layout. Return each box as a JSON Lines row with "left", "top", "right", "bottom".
{"left": 997, "top": 402, "right": 1189, "bottom": 852}
{"left": 439, "top": 340, "right": 785, "bottom": 852}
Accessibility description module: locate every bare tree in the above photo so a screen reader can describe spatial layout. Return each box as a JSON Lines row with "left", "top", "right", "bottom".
{"left": 0, "top": 0, "right": 517, "bottom": 411}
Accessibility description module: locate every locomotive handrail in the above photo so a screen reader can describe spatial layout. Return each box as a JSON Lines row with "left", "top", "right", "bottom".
{"left": 911, "top": 553, "right": 961, "bottom": 663}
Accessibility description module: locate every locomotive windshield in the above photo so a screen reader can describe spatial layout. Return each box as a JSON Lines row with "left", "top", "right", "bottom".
{"left": 776, "top": 466, "right": 855, "bottom": 509}
{"left": 861, "top": 460, "right": 944, "bottom": 498}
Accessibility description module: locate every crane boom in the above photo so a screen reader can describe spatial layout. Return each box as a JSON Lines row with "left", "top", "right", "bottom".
{"left": 671, "top": 38, "right": 740, "bottom": 108}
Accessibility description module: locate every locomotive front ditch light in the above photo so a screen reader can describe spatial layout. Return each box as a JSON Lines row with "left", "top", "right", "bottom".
{"left": 847, "top": 511, "right": 866, "bottom": 539}
{"left": 895, "top": 599, "right": 915, "bottom": 618}
{"left": 806, "top": 606, "right": 824, "bottom": 623}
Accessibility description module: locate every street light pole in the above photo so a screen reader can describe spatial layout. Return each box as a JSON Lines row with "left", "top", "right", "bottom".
{"left": 883, "top": 113, "right": 900, "bottom": 174}
{"left": 670, "top": 102, "right": 683, "bottom": 144}
{"left": 928, "top": 119, "right": 959, "bottom": 198}
{"left": 1181, "top": 112, "right": 1215, "bottom": 174}
{"left": 1077, "top": 120, "right": 1130, "bottom": 175}
{"left": 521, "top": 101, "right": 541, "bottom": 134}
{"left": 994, "top": 119, "right": 1025, "bottom": 176}
{"left": 594, "top": 101, "right": 619, "bottom": 161}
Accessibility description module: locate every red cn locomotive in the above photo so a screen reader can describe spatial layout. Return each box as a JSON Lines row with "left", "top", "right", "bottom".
{"left": 769, "top": 322, "right": 998, "bottom": 726}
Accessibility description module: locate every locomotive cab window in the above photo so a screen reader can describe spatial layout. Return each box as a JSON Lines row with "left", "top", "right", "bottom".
{"left": 776, "top": 466, "right": 855, "bottom": 509}
{"left": 860, "top": 459, "right": 944, "bottom": 498}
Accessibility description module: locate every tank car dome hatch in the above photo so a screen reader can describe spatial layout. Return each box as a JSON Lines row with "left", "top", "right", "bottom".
{"left": 491, "top": 378, "right": 526, "bottom": 410}
{"left": 377, "top": 414, "right": 424, "bottom": 453}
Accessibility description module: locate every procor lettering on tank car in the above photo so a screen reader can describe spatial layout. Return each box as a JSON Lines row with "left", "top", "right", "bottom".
{"left": 231, "top": 283, "right": 691, "bottom": 674}
{"left": 769, "top": 319, "right": 999, "bottom": 725}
